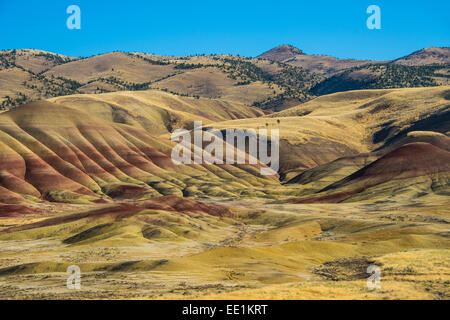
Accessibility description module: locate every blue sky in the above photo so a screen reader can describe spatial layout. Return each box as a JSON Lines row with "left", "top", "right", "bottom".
{"left": 0, "top": 0, "right": 449, "bottom": 60}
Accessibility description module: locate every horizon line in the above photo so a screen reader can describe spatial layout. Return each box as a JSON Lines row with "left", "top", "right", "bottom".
{"left": 1, "top": 45, "right": 449, "bottom": 61}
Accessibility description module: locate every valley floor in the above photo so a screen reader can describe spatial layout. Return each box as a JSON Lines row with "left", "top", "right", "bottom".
{"left": 0, "top": 197, "right": 448, "bottom": 300}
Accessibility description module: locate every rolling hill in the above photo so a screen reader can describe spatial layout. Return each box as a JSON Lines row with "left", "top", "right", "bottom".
{"left": 0, "top": 49, "right": 318, "bottom": 111}
{"left": 0, "top": 48, "right": 449, "bottom": 300}
{"left": 212, "top": 86, "right": 450, "bottom": 180}
{"left": 259, "top": 44, "right": 378, "bottom": 76}
{"left": 393, "top": 47, "right": 450, "bottom": 66}
{"left": 287, "top": 139, "right": 450, "bottom": 203}
{"left": 310, "top": 63, "right": 450, "bottom": 95}
{"left": 2, "top": 46, "right": 450, "bottom": 112}
{"left": 1, "top": 82, "right": 448, "bottom": 203}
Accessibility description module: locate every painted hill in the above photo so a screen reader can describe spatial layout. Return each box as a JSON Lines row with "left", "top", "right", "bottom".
{"left": 0, "top": 84, "right": 448, "bottom": 300}
{"left": 48, "top": 89, "right": 264, "bottom": 135}
{"left": 393, "top": 47, "right": 450, "bottom": 66}
{"left": 0, "top": 49, "right": 318, "bottom": 111}
{"left": 258, "top": 44, "right": 305, "bottom": 61}
{"left": 0, "top": 97, "right": 276, "bottom": 205}
{"left": 211, "top": 86, "right": 450, "bottom": 180}
{"left": 259, "top": 45, "right": 450, "bottom": 76}
{"left": 258, "top": 44, "right": 377, "bottom": 76}
{"left": 288, "top": 141, "right": 450, "bottom": 203}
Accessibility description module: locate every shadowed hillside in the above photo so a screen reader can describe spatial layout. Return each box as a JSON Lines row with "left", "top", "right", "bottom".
{"left": 393, "top": 47, "right": 450, "bottom": 66}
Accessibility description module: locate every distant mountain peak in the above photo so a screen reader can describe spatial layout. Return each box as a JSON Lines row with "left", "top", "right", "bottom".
{"left": 258, "top": 44, "right": 305, "bottom": 61}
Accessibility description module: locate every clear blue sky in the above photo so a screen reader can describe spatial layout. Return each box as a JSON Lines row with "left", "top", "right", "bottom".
{"left": 1, "top": 0, "right": 449, "bottom": 60}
